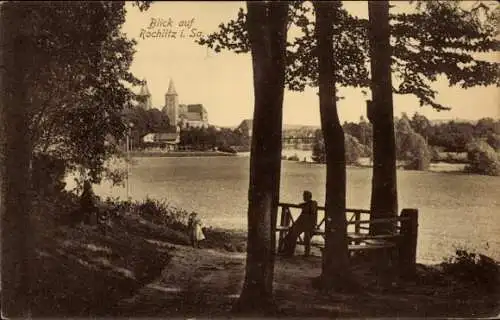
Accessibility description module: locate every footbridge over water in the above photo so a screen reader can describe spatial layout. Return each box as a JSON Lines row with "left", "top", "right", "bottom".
{"left": 282, "top": 135, "right": 315, "bottom": 145}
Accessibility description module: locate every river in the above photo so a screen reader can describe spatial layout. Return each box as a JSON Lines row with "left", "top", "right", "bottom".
{"left": 90, "top": 156, "right": 500, "bottom": 264}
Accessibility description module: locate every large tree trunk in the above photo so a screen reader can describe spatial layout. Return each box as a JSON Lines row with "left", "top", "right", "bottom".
{"left": 1, "top": 3, "right": 34, "bottom": 317}
{"left": 313, "top": 2, "right": 351, "bottom": 291}
{"left": 233, "top": 2, "right": 288, "bottom": 315}
{"left": 368, "top": 1, "right": 398, "bottom": 235}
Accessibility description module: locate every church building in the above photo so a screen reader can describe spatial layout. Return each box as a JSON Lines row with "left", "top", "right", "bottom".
{"left": 162, "top": 79, "right": 209, "bottom": 129}
{"left": 137, "top": 78, "right": 210, "bottom": 150}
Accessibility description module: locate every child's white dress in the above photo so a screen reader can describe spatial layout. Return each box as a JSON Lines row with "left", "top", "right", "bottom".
{"left": 195, "top": 223, "right": 205, "bottom": 241}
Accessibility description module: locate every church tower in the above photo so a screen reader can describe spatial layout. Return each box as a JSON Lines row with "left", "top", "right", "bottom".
{"left": 164, "top": 79, "right": 179, "bottom": 127}
{"left": 137, "top": 79, "right": 152, "bottom": 110}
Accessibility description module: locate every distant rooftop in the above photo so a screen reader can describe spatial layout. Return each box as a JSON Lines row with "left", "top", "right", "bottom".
{"left": 187, "top": 104, "right": 206, "bottom": 113}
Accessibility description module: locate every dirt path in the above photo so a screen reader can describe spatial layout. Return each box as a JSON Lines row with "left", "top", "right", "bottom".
{"left": 113, "top": 242, "right": 499, "bottom": 318}
{"left": 115, "top": 243, "right": 246, "bottom": 317}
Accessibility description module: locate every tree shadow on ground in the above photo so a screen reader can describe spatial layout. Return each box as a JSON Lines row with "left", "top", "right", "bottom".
{"left": 30, "top": 221, "right": 172, "bottom": 317}
{"left": 113, "top": 249, "right": 499, "bottom": 318}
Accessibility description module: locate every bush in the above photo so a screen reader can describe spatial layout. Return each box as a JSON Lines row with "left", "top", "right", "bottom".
{"left": 465, "top": 140, "right": 500, "bottom": 176}
{"left": 231, "top": 145, "right": 250, "bottom": 153}
{"left": 486, "top": 133, "right": 500, "bottom": 151}
{"left": 345, "top": 134, "right": 365, "bottom": 165}
{"left": 444, "top": 152, "right": 468, "bottom": 163}
{"left": 139, "top": 198, "right": 189, "bottom": 230}
{"left": 311, "top": 132, "right": 325, "bottom": 163}
{"left": 442, "top": 248, "right": 499, "bottom": 293}
{"left": 31, "top": 154, "right": 67, "bottom": 196}
{"left": 430, "top": 146, "right": 442, "bottom": 162}
{"left": 217, "top": 144, "right": 237, "bottom": 154}
{"left": 396, "top": 116, "right": 431, "bottom": 170}
{"left": 32, "top": 189, "right": 81, "bottom": 227}
{"left": 403, "top": 134, "right": 431, "bottom": 170}
{"left": 360, "top": 142, "right": 372, "bottom": 158}
{"left": 101, "top": 196, "right": 133, "bottom": 220}
{"left": 287, "top": 154, "right": 300, "bottom": 161}
{"left": 311, "top": 131, "right": 366, "bottom": 165}
{"left": 101, "top": 197, "right": 190, "bottom": 231}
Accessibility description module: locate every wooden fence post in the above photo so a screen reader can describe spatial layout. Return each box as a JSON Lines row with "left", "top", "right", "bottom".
{"left": 354, "top": 211, "right": 361, "bottom": 234}
{"left": 399, "top": 208, "right": 419, "bottom": 278}
{"left": 277, "top": 206, "right": 291, "bottom": 252}
{"left": 353, "top": 211, "right": 361, "bottom": 245}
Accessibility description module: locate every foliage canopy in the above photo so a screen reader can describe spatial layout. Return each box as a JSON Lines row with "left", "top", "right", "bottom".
{"left": 198, "top": 1, "right": 499, "bottom": 110}
{"left": 10, "top": 1, "right": 141, "bottom": 184}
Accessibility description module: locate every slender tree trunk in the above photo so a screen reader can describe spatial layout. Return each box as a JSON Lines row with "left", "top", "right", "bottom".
{"left": 313, "top": 2, "right": 351, "bottom": 291}
{"left": 1, "top": 3, "right": 34, "bottom": 317}
{"left": 233, "top": 2, "right": 288, "bottom": 315}
{"left": 368, "top": 1, "right": 398, "bottom": 235}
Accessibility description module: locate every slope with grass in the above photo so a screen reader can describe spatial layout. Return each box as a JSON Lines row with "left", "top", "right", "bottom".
{"left": 29, "top": 194, "right": 499, "bottom": 318}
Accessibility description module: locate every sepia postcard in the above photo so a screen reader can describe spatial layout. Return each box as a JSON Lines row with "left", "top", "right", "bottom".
{"left": 0, "top": 1, "right": 499, "bottom": 318}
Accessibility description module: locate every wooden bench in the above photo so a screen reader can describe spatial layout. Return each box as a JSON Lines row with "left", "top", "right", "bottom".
{"left": 276, "top": 203, "right": 419, "bottom": 274}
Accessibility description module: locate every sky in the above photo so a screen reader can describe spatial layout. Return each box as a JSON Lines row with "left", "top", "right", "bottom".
{"left": 121, "top": 1, "right": 499, "bottom": 127}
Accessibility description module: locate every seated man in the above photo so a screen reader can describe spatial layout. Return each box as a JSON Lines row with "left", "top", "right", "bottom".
{"left": 280, "top": 190, "right": 318, "bottom": 257}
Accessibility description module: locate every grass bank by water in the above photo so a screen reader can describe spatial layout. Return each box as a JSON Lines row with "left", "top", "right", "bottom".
{"left": 130, "top": 151, "right": 237, "bottom": 157}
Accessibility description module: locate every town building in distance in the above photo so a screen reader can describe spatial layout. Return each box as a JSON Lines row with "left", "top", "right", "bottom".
{"left": 137, "top": 79, "right": 209, "bottom": 150}
{"left": 137, "top": 79, "right": 209, "bottom": 129}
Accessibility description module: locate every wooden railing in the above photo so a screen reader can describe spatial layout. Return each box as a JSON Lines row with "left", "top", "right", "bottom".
{"left": 276, "top": 202, "right": 419, "bottom": 276}
{"left": 277, "top": 201, "right": 372, "bottom": 229}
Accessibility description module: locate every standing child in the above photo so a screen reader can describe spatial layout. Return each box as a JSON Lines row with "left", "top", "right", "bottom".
{"left": 188, "top": 212, "right": 205, "bottom": 248}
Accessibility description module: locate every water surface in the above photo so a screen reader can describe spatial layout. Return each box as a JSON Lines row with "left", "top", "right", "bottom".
{"left": 93, "top": 156, "right": 500, "bottom": 263}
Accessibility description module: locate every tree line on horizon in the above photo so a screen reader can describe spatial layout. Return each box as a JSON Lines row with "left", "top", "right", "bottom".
{"left": 310, "top": 113, "right": 499, "bottom": 174}
{"left": 124, "top": 101, "right": 499, "bottom": 166}
{"left": 342, "top": 114, "right": 500, "bottom": 154}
